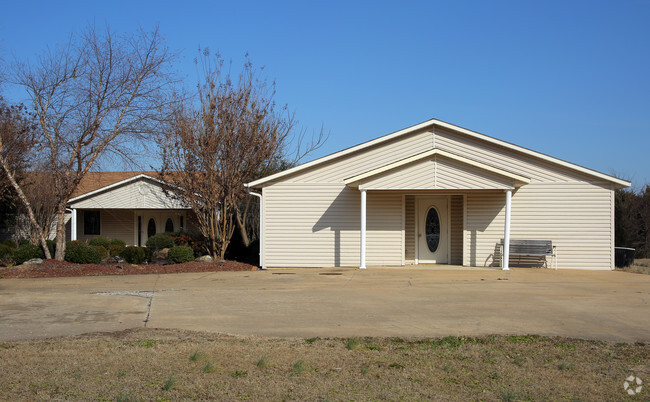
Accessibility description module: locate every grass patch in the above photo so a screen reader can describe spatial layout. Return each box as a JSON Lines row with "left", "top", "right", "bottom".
{"left": 345, "top": 337, "right": 360, "bottom": 350}
{"left": 136, "top": 339, "right": 159, "bottom": 348}
{"left": 291, "top": 360, "right": 309, "bottom": 376}
{"left": 256, "top": 355, "right": 268, "bottom": 368}
{"left": 305, "top": 337, "right": 320, "bottom": 344}
{"left": 189, "top": 350, "right": 203, "bottom": 361}
{"left": 0, "top": 329, "right": 646, "bottom": 400}
{"left": 162, "top": 376, "right": 175, "bottom": 391}
{"left": 202, "top": 362, "right": 215, "bottom": 373}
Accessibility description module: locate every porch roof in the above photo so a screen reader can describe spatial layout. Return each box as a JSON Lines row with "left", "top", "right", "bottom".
{"left": 344, "top": 149, "right": 530, "bottom": 190}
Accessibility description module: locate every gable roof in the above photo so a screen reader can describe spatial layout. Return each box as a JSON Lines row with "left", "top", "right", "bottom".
{"left": 68, "top": 173, "right": 167, "bottom": 204}
{"left": 344, "top": 149, "right": 531, "bottom": 189}
{"left": 246, "top": 118, "right": 631, "bottom": 189}
{"left": 72, "top": 171, "right": 158, "bottom": 198}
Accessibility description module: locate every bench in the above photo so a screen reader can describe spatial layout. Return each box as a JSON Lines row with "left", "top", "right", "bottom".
{"left": 499, "top": 239, "right": 557, "bottom": 269}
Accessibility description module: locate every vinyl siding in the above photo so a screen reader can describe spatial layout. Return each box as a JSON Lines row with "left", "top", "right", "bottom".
{"left": 263, "top": 183, "right": 402, "bottom": 267}
{"left": 464, "top": 183, "right": 613, "bottom": 270}
{"left": 358, "top": 156, "right": 514, "bottom": 190}
{"left": 450, "top": 195, "right": 463, "bottom": 265}
{"left": 260, "top": 123, "right": 617, "bottom": 270}
{"left": 69, "top": 179, "right": 189, "bottom": 210}
{"left": 405, "top": 195, "right": 415, "bottom": 263}
{"left": 434, "top": 127, "right": 594, "bottom": 182}
{"left": 286, "top": 129, "right": 433, "bottom": 183}
{"left": 77, "top": 209, "right": 134, "bottom": 244}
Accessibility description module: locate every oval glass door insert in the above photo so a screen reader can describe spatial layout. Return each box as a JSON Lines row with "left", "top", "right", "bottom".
{"left": 425, "top": 207, "right": 441, "bottom": 252}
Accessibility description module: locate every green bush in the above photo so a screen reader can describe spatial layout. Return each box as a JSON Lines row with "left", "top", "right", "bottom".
{"left": 120, "top": 246, "right": 146, "bottom": 264}
{"left": 146, "top": 233, "right": 175, "bottom": 252}
{"left": 89, "top": 237, "right": 110, "bottom": 249}
{"left": 109, "top": 238, "right": 126, "bottom": 247}
{"left": 18, "top": 239, "right": 30, "bottom": 247}
{"left": 0, "top": 244, "right": 13, "bottom": 261}
{"left": 93, "top": 245, "right": 109, "bottom": 260}
{"left": 12, "top": 244, "right": 44, "bottom": 265}
{"left": 64, "top": 242, "right": 102, "bottom": 264}
{"left": 109, "top": 244, "right": 125, "bottom": 257}
{"left": 143, "top": 247, "right": 153, "bottom": 262}
{"left": 167, "top": 246, "right": 195, "bottom": 264}
{"left": 3, "top": 239, "right": 16, "bottom": 248}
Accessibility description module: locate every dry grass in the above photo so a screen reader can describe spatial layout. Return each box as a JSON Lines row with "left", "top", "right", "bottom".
{"left": 620, "top": 258, "right": 650, "bottom": 275}
{"left": 0, "top": 329, "right": 647, "bottom": 400}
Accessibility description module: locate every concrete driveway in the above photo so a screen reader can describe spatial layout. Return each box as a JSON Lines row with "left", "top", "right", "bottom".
{"left": 1, "top": 268, "right": 648, "bottom": 342}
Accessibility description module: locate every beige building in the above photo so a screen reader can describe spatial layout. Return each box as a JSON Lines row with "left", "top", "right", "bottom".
{"left": 65, "top": 172, "right": 196, "bottom": 246}
{"left": 246, "top": 119, "right": 630, "bottom": 270}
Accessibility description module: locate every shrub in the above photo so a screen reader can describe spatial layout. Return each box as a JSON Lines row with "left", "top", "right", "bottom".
{"left": 93, "top": 245, "right": 109, "bottom": 260}
{"left": 109, "top": 244, "right": 125, "bottom": 257}
{"left": 109, "top": 238, "right": 126, "bottom": 247}
{"left": 17, "top": 239, "right": 30, "bottom": 247}
{"left": 65, "top": 242, "right": 102, "bottom": 264}
{"left": 167, "top": 246, "right": 194, "bottom": 264}
{"left": 0, "top": 244, "right": 13, "bottom": 262}
{"left": 120, "top": 246, "right": 146, "bottom": 264}
{"left": 12, "top": 244, "right": 44, "bottom": 265}
{"left": 143, "top": 247, "right": 153, "bottom": 262}
{"left": 3, "top": 239, "right": 16, "bottom": 248}
{"left": 146, "top": 233, "right": 174, "bottom": 252}
{"left": 89, "top": 237, "right": 110, "bottom": 249}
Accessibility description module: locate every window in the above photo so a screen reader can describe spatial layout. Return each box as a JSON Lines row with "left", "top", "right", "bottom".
{"left": 147, "top": 218, "right": 156, "bottom": 238}
{"left": 83, "top": 210, "right": 101, "bottom": 235}
{"left": 425, "top": 207, "right": 440, "bottom": 252}
{"left": 165, "top": 218, "right": 174, "bottom": 233}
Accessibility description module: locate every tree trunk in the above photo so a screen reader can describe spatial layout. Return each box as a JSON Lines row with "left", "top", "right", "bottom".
{"left": 235, "top": 207, "right": 250, "bottom": 247}
{"left": 0, "top": 156, "right": 52, "bottom": 259}
{"left": 54, "top": 205, "right": 68, "bottom": 261}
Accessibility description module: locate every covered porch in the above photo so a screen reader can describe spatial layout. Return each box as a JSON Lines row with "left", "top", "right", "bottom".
{"left": 344, "top": 149, "right": 530, "bottom": 270}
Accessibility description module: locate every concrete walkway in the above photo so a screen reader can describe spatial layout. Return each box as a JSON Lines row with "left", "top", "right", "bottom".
{"left": 1, "top": 268, "right": 648, "bottom": 342}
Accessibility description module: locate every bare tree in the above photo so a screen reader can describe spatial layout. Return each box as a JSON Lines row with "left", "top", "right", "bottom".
{"left": 0, "top": 96, "right": 53, "bottom": 257}
{"left": 12, "top": 25, "right": 175, "bottom": 260}
{"left": 159, "top": 51, "right": 322, "bottom": 260}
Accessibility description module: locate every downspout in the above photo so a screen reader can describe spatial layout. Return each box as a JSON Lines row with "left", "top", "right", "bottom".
{"left": 246, "top": 185, "right": 265, "bottom": 270}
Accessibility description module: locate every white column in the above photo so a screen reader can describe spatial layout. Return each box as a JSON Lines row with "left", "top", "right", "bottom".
{"left": 503, "top": 189, "right": 512, "bottom": 270}
{"left": 71, "top": 209, "right": 78, "bottom": 241}
{"left": 360, "top": 189, "right": 367, "bottom": 269}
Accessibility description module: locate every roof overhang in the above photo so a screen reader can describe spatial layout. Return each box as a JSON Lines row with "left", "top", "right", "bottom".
{"left": 344, "top": 149, "right": 530, "bottom": 190}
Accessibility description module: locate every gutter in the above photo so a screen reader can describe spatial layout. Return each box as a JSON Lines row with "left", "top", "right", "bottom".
{"left": 245, "top": 185, "right": 265, "bottom": 269}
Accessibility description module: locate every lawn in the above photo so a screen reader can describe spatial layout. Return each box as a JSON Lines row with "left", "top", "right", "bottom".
{"left": 0, "top": 329, "right": 647, "bottom": 400}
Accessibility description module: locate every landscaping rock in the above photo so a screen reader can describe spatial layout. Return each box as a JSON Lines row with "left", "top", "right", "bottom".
{"left": 23, "top": 258, "right": 43, "bottom": 265}
{"left": 153, "top": 248, "right": 169, "bottom": 260}
{"left": 196, "top": 255, "right": 213, "bottom": 263}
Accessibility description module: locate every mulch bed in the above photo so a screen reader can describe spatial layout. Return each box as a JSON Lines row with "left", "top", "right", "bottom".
{"left": 0, "top": 259, "right": 257, "bottom": 279}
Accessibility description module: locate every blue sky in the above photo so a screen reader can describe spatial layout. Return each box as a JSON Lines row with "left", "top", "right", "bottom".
{"left": 1, "top": 1, "right": 649, "bottom": 187}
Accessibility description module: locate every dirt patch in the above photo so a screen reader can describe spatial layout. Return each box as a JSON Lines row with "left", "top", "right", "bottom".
{"left": 0, "top": 328, "right": 647, "bottom": 400}
{"left": 0, "top": 259, "right": 256, "bottom": 279}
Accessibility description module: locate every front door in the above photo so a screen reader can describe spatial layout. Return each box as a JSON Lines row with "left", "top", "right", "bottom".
{"left": 417, "top": 196, "right": 449, "bottom": 263}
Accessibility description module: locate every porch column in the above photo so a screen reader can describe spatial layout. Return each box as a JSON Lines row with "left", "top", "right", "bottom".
{"left": 502, "top": 189, "right": 512, "bottom": 270}
{"left": 71, "top": 208, "right": 78, "bottom": 241}
{"left": 360, "top": 189, "right": 367, "bottom": 269}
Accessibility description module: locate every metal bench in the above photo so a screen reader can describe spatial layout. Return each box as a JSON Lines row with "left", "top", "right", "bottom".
{"left": 499, "top": 239, "right": 557, "bottom": 269}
